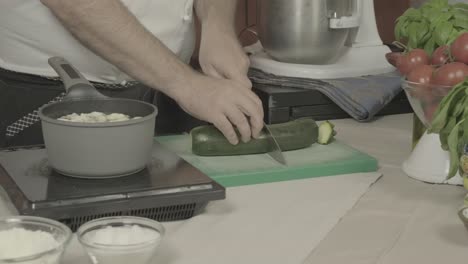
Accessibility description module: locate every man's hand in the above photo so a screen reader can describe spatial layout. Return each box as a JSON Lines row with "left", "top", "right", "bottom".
{"left": 191, "top": 0, "right": 263, "bottom": 144}
{"left": 198, "top": 23, "right": 252, "bottom": 88}
{"left": 175, "top": 73, "right": 263, "bottom": 145}
{"left": 195, "top": 0, "right": 251, "bottom": 88}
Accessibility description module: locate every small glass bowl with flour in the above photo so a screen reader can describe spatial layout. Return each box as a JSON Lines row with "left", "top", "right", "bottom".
{"left": 77, "top": 216, "right": 165, "bottom": 264}
{"left": 0, "top": 216, "right": 72, "bottom": 264}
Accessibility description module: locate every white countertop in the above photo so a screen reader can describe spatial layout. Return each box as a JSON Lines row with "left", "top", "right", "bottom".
{"left": 303, "top": 114, "right": 468, "bottom": 264}
{"left": 1, "top": 113, "right": 467, "bottom": 263}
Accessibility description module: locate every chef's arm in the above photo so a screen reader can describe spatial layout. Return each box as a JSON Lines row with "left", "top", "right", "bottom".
{"left": 194, "top": 0, "right": 237, "bottom": 33}
{"left": 193, "top": 0, "right": 251, "bottom": 88}
{"left": 40, "top": 0, "right": 265, "bottom": 145}
{"left": 40, "top": 0, "right": 193, "bottom": 101}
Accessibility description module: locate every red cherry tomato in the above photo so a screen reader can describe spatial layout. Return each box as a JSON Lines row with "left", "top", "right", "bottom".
{"left": 397, "top": 49, "right": 430, "bottom": 76}
{"left": 431, "top": 62, "right": 468, "bottom": 87}
{"left": 385, "top": 52, "right": 403, "bottom": 67}
{"left": 406, "top": 65, "right": 435, "bottom": 103}
{"left": 451, "top": 32, "right": 468, "bottom": 64}
{"left": 407, "top": 64, "right": 434, "bottom": 84}
{"left": 430, "top": 45, "right": 449, "bottom": 66}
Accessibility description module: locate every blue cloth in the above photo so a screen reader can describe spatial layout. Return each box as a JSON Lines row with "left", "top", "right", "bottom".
{"left": 248, "top": 69, "right": 403, "bottom": 121}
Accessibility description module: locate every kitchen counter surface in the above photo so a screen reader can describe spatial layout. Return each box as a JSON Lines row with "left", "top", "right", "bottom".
{"left": 303, "top": 114, "right": 468, "bottom": 264}
{"left": 1, "top": 113, "right": 467, "bottom": 263}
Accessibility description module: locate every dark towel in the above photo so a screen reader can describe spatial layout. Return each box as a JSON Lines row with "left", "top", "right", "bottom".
{"left": 248, "top": 68, "right": 402, "bottom": 121}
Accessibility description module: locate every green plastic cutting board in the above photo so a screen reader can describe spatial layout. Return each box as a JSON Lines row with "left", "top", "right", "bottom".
{"left": 155, "top": 135, "right": 378, "bottom": 187}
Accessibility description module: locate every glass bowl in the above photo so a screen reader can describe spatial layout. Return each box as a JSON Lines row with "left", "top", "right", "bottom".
{"left": 77, "top": 216, "right": 165, "bottom": 264}
{"left": 402, "top": 79, "right": 453, "bottom": 128}
{"left": 0, "top": 215, "right": 72, "bottom": 264}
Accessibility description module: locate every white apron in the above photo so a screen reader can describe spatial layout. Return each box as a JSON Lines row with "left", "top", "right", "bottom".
{"left": 0, "top": 0, "right": 196, "bottom": 84}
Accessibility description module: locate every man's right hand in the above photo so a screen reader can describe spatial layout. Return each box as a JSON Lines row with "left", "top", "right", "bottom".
{"left": 175, "top": 73, "right": 264, "bottom": 145}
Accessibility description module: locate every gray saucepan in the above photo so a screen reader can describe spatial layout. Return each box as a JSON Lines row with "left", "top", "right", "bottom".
{"left": 38, "top": 57, "right": 157, "bottom": 178}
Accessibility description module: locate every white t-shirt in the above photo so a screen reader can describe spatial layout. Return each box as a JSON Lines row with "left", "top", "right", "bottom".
{"left": 0, "top": 0, "right": 196, "bottom": 84}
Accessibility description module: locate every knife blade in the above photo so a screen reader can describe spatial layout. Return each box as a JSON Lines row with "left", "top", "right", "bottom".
{"left": 262, "top": 122, "right": 287, "bottom": 165}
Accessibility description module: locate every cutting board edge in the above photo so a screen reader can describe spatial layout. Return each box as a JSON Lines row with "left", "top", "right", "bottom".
{"left": 205, "top": 153, "right": 378, "bottom": 178}
{"left": 211, "top": 157, "right": 378, "bottom": 187}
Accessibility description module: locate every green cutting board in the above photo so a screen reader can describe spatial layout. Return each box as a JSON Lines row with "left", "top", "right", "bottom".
{"left": 155, "top": 135, "right": 378, "bottom": 187}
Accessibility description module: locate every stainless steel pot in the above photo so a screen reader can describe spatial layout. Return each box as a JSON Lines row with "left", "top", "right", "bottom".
{"left": 257, "top": 0, "right": 358, "bottom": 64}
{"left": 38, "top": 57, "right": 157, "bottom": 178}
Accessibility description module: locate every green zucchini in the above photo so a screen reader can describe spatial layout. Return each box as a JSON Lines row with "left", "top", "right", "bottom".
{"left": 191, "top": 118, "right": 318, "bottom": 156}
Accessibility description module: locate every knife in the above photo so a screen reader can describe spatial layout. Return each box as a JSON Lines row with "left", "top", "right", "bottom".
{"left": 262, "top": 122, "right": 287, "bottom": 165}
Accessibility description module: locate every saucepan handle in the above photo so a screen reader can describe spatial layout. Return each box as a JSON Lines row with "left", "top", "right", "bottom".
{"left": 48, "top": 56, "right": 107, "bottom": 100}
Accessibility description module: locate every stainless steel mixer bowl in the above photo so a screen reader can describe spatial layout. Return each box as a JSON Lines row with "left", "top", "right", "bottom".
{"left": 257, "top": 0, "right": 355, "bottom": 64}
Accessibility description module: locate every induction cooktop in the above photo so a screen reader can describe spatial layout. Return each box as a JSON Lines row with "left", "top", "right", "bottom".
{"left": 0, "top": 143, "right": 225, "bottom": 231}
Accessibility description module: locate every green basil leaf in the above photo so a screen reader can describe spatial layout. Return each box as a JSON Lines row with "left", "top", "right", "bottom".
{"left": 426, "top": 9, "right": 443, "bottom": 23}
{"left": 454, "top": 96, "right": 467, "bottom": 118}
{"left": 400, "top": 21, "right": 410, "bottom": 40}
{"left": 453, "top": 3, "right": 468, "bottom": 10}
{"left": 402, "top": 8, "right": 421, "bottom": 19}
{"left": 440, "top": 116, "right": 457, "bottom": 150}
{"left": 463, "top": 107, "right": 468, "bottom": 144}
{"left": 394, "top": 19, "right": 405, "bottom": 41}
{"left": 421, "top": 4, "right": 438, "bottom": 17}
{"left": 453, "top": 8, "right": 468, "bottom": 20}
{"left": 407, "top": 23, "right": 421, "bottom": 48}
{"left": 447, "top": 119, "right": 464, "bottom": 179}
{"left": 439, "top": 12, "right": 454, "bottom": 22}
{"left": 453, "top": 18, "right": 468, "bottom": 30}
{"left": 423, "top": 36, "right": 436, "bottom": 55}
{"left": 430, "top": 14, "right": 445, "bottom": 31}
{"left": 439, "top": 96, "right": 466, "bottom": 150}
{"left": 457, "top": 140, "right": 465, "bottom": 177}
{"left": 430, "top": 83, "right": 467, "bottom": 133}
{"left": 394, "top": 28, "right": 401, "bottom": 42}
{"left": 430, "top": 103, "right": 452, "bottom": 133}
{"left": 395, "top": 19, "right": 411, "bottom": 41}
{"left": 430, "top": 12, "right": 454, "bottom": 31}
{"left": 418, "top": 22, "right": 430, "bottom": 44}
{"left": 434, "top": 21, "right": 454, "bottom": 46}
{"left": 448, "top": 28, "right": 462, "bottom": 44}
{"left": 428, "top": 0, "right": 449, "bottom": 9}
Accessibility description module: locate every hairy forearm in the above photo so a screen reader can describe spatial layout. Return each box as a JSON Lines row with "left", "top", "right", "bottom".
{"left": 40, "top": 0, "right": 193, "bottom": 100}
{"left": 195, "top": 0, "right": 237, "bottom": 32}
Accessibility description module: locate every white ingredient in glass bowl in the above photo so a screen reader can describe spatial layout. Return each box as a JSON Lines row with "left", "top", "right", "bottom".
{"left": 81, "top": 225, "right": 162, "bottom": 264}
{"left": 83, "top": 224, "right": 161, "bottom": 245}
{"left": 0, "top": 227, "right": 59, "bottom": 259}
{"left": 57, "top": 112, "right": 141, "bottom": 123}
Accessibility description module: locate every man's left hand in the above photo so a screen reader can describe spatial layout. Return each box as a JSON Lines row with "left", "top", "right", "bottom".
{"left": 198, "top": 22, "right": 252, "bottom": 88}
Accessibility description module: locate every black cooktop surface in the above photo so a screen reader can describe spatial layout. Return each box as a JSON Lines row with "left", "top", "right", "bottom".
{"left": 0, "top": 142, "right": 224, "bottom": 217}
